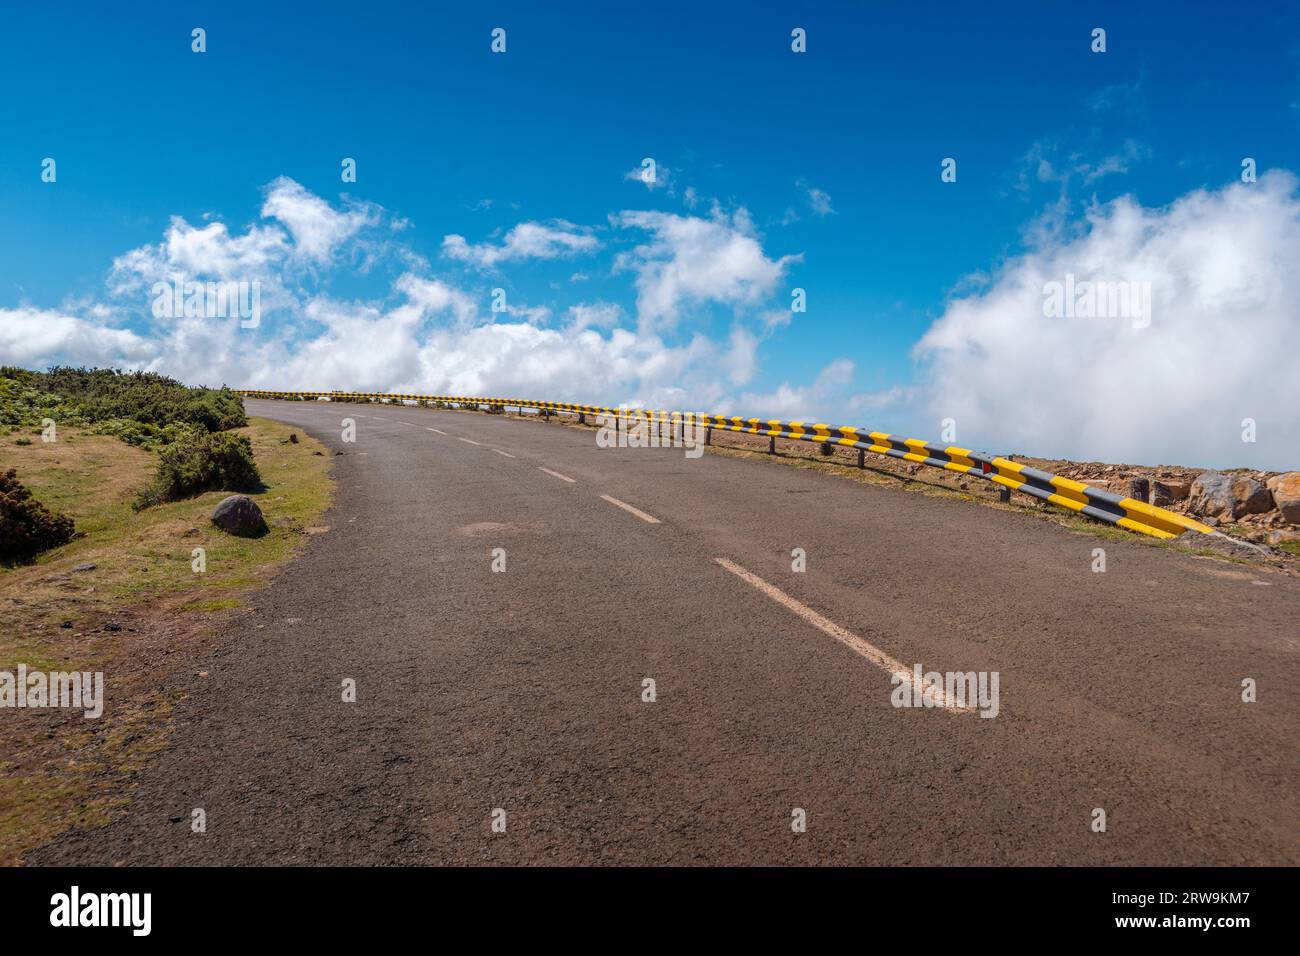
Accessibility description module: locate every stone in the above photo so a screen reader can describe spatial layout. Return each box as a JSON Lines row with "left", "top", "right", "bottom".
{"left": 1151, "top": 479, "right": 1192, "bottom": 507}
{"left": 71, "top": 563, "right": 96, "bottom": 572}
{"left": 1187, "top": 471, "right": 1274, "bottom": 519}
{"left": 1265, "top": 472, "right": 1300, "bottom": 525}
{"left": 210, "top": 495, "right": 268, "bottom": 538}
{"left": 1267, "top": 529, "right": 1300, "bottom": 547}
{"left": 1126, "top": 477, "right": 1150, "bottom": 502}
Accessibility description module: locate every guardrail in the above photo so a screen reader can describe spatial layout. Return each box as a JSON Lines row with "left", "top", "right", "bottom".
{"left": 237, "top": 389, "right": 1214, "bottom": 541}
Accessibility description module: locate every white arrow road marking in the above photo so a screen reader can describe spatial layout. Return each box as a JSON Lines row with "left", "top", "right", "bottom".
{"left": 599, "top": 494, "right": 661, "bottom": 524}
{"left": 712, "top": 558, "right": 973, "bottom": 713}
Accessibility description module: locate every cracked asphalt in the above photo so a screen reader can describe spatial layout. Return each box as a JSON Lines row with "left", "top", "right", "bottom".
{"left": 29, "top": 399, "right": 1300, "bottom": 865}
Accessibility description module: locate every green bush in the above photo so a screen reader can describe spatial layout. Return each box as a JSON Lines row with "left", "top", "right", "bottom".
{"left": 134, "top": 431, "right": 263, "bottom": 510}
{"left": 0, "top": 468, "right": 76, "bottom": 564}
{"left": 0, "top": 367, "right": 247, "bottom": 444}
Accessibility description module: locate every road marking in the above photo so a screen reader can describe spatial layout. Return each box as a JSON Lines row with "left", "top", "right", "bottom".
{"left": 426, "top": 427, "right": 447, "bottom": 435}
{"left": 599, "top": 494, "right": 661, "bottom": 524}
{"left": 457, "top": 437, "right": 483, "bottom": 446}
{"left": 711, "top": 558, "right": 973, "bottom": 712}
{"left": 397, "top": 421, "right": 415, "bottom": 426}
{"left": 538, "top": 467, "right": 576, "bottom": 483}
{"left": 492, "top": 449, "right": 516, "bottom": 458}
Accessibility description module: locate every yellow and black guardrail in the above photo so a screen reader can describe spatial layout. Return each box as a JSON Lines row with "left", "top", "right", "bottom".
{"left": 236, "top": 389, "right": 1214, "bottom": 540}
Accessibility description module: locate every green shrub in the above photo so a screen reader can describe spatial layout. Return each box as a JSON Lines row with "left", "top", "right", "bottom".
{"left": 0, "top": 468, "right": 76, "bottom": 564}
{"left": 134, "top": 431, "right": 263, "bottom": 510}
{"left": 0, "top": 366, "right": 247, "bottom": 441}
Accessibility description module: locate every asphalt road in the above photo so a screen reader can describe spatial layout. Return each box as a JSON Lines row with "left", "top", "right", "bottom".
{"left": 32, "top": 400, "right": 1300, "bottom": 865}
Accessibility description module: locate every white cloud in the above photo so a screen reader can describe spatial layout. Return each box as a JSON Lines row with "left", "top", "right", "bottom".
{"left": 913, "top": 171, "right": 1300, "bottom": 468}
{"left": 1, "top": 178, "right": 845, "bottom": 425}
{"left": 566, "top": 302, "right": 623, "bottom": 331}
{"left": 797, "top": 179, "right": 836, "bottom": 217}
{"left": 260, "top": 176, "right": 379, "bottom": 263}
{"left": 735, "top": 359, "right": 855, "bottom": 420}
{"left": 624, "top": 161, "right": 672, "bottom": 192}
{"left": 442, "top": 220, "right": 599, "bottom": 269}
{"left": 614, "top": 208, "right": 800, "bottom": 330}
{"left": 0, "top": 306, "right": 152, "bottom": 368}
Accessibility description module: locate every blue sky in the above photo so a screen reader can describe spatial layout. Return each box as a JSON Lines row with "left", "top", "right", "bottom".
{"left": 1, "top": 1, "right": 1298, "bottom": 466}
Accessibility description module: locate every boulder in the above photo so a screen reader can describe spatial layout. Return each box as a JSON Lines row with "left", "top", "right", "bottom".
{"left": 1151, "top": 479, "right": 1192, "bottom": 507}
{"left": 211, "top": 495, "right": 268, "bottom": 538}
{"left": 1265, "top": 472, "right": 1300, "bottom": 525}
{"left": 1187, "top": 471, "right": 1273, "bottom": 519}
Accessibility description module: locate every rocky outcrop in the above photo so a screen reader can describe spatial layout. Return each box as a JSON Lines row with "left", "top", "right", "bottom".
{"left": 1265, "top": 472, "right": 1300, "bottom": 525}
{"left": 1187, "top": 471, "right": 1274, "bottom": 520}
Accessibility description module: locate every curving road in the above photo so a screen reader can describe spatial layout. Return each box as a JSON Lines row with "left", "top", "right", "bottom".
{"left": 31, "top": 399, "right": 1300, "bottom": 865}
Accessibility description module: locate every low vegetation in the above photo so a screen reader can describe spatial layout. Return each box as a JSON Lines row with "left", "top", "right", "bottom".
{"left": 0, "top": 366, "right": 333, "bottom": 864}
{"left": 0, "top": 366, "right": 246, "bottom": 449}
{"left": 133, "top": 431, "right": 262, "bottom": 510}
{"left": 0, "top": 468, "right": 76, "bottom": 564}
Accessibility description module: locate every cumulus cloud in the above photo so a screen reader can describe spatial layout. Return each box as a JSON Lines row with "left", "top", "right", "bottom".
{"left": 260, "top": 177, "right": 380, "bottom": 263}
{"left": 566, "top": 302, "right": 623, "bottom": 331}
{"left": 614, "top": 208, "right": 800, "bottom": 330}
{"left": 0, "top": 306, "right": 152, "bottom": 368}
{"left": 734, "top": 358, "right": 856, "bottom": 420}
{"left": 441, "top": 220, "right": 599, "bottom": 269}
{"left": 0, "top": 177, "right": 840, "bottom": 421}
{"left": 913, "top": 171, "right": 1300, "bottom": 468}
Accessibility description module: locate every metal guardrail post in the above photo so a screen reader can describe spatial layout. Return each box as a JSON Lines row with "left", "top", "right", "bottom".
{"left": 858, "top": 448, "right": 865, "bottom": 469}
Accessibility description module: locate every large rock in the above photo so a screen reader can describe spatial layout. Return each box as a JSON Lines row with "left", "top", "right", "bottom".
{"left": 1265, "top": 472, "right": 1300, "bottom": 525}
{"left": 211, "top": 495, "right": 268, "bottom": 538}
{"left": 1151, "top": 479, "right": 1192, "bottom": 507}
{"left": 1187, "top": 471, "right": 1273, "bottom": 520}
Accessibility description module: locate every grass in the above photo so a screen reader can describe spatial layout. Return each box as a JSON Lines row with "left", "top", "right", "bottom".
{"left": 0, "top": 416, "right": 333, "bottom": 865}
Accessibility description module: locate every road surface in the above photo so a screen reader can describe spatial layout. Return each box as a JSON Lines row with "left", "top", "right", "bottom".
{"left": 31, "top": 399, "right": 1300, "bottom": 865}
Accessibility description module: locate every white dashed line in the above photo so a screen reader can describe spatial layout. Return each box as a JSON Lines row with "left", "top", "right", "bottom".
{"left": 425, "top": 427, "right": 447, "bottom": 435}
{"left": 538, "top": 467, "right": 576, "bottom": 483}
{"left": 599, "top": 494, "right": 661, "bottom": 524}
{"left": 712, "top": 558, "right": 973, "bottom": 713}
{"left": 457, "top": 437, "right": 482, "bottom": 446}
{"left": 492, "top": 449, "right": 516, "bottom": 458}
